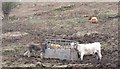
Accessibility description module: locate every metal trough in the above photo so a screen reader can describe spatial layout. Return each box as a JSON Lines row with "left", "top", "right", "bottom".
{"left": 44, "top": 49, "right": 78, "bottom": 60}
{"left": 43, "top": 39, "right": 79, "bottom": 60}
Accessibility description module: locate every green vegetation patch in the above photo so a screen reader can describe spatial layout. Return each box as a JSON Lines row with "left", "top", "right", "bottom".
{"left": 101, "top": 42, "right": 113, "bottom": 50}
{"left": 53, "top": 4, "right": 75, "bottom": 11}
{"left": 2, "top": 43, "right": 24, "bottom": 55}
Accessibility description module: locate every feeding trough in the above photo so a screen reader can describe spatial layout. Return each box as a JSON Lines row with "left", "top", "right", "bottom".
{"left": 43, "top": 39, "right": 79, "bottom": 60}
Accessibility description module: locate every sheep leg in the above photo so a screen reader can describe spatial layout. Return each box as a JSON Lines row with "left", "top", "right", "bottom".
{"left": 24, "top": 50, "right": 28, "bottom": 56}
{"left": 24, "top": 50, "right": 31, "bottom": 57}
{"left": 80, "top": 52, "right": 84, "bottom": 61}
{"left": 97, "top": 52, "right": 102, "bottom": 60}
{"left": 27, "top": 50, "right": 31, "bottom": 57}
{"left": 94, "top": 50, "right": 99, "bottom": 59}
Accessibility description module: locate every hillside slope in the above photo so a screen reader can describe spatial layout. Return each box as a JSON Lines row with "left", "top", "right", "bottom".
{"left": 2, "top": 2, "right": 118, "bottom": 67}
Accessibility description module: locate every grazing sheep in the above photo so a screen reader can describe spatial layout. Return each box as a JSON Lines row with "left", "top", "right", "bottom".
{"left": 48, "top": 44, "right": 61, "bottom": 49}
{"left": 88, "top": 16, "right": 98, "bottom": 24}
{"left": 71, "top": 42, "right": 102, "bottom": 61}
{"left": 23, "top": 42, "right": 46, "bottom": 58}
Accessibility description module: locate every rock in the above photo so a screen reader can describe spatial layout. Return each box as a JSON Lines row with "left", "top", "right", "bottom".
{"left": 52, "top": 65, "right": 68, "bottom": 68}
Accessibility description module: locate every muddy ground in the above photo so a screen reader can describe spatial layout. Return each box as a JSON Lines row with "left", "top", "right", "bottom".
{"left": 2, "top": 2, "right": 119, "bottom": 68}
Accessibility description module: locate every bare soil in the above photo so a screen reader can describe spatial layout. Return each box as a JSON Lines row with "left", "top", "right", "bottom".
{"left": 2, "top": 2, "right": 119, "bottom": 68}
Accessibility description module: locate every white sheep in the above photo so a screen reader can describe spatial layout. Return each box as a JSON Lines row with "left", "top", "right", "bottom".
{"left": 71, "top": 42, "right": 102, "bottom": 61}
